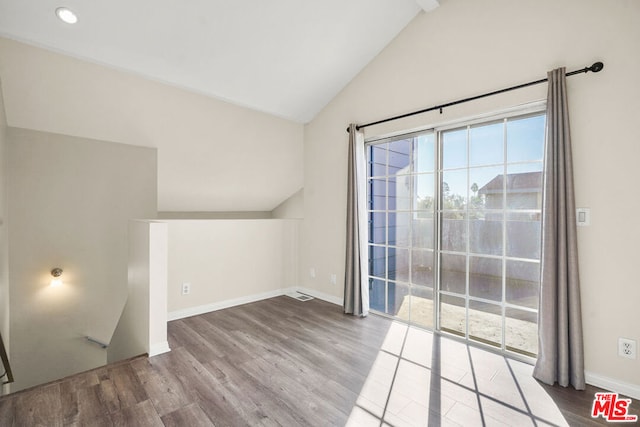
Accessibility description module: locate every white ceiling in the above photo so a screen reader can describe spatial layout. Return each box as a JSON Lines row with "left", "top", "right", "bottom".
{"left": 0, "top": 0, "right": 429, "bottom": 123}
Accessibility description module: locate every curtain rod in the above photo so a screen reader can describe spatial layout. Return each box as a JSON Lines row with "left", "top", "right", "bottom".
{"left": 346, "top": 61, "right": 604, "bottom": 133}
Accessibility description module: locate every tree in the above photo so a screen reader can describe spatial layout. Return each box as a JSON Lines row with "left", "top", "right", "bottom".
{"left": 469, "top": 182, "right": 485, "bottom": 212}
{"left": 442, "top": 182, "right": 450, "bottom": 194}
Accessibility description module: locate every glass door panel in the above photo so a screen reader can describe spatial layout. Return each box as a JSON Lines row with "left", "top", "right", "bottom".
{"left": 366, "top": 111, "right": 544, "bottom": 358}
{"left": 366, "top": 131, "right": 436, "bottom": 325}
{"left": 437, "top": 114, "right": 544, "bottom": 356}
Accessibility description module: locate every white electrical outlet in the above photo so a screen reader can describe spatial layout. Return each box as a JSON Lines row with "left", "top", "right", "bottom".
{"left": 310, "top": 268, "right": 316, "bottom": 279}
{"left": 618, "top": 338, "right": 637, "bottom": 359}
{"left": 330, "top": 274, "right": 337, "bottom": 285}
{"left": 182, "top": 282, "right": 191, "bottom": 295}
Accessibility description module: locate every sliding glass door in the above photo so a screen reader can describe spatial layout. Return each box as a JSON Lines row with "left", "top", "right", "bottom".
{"left": 366, "top": 110, "right": 545, "bottom": 357}
{"left": 367, "top": 131, "right": 436, "bottom": 329}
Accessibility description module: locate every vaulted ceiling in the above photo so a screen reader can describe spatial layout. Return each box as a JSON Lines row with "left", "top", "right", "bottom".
{"left": 0, "top": 0, "right": 432, "bottom": 123}
{"left": 0, "top": 0, "right": 438, "bottom": 212}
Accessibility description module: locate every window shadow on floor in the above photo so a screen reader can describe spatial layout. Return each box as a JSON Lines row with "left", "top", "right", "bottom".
{"left": 346, "top": 322, "right": 573, "bottom": 426}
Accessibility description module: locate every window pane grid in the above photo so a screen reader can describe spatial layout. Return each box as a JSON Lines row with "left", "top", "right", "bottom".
{"left": 366, "top": 132, "right": 435, "bottom": 320}
{"left": 436, "top": 113, "right": 543, "bottom": 355}
{"left": 441, "top": 159, "right": 543, "bottom": 171}
{"left": 366, "top": 111, "right": 543, "bottom": 357}
{"left": 438, "top": 291, "right": 537, "bottom": 311}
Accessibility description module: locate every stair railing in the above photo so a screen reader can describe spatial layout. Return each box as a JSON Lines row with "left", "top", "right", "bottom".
{"left": 0, "top": 332, "right": 13, "bottom": 385}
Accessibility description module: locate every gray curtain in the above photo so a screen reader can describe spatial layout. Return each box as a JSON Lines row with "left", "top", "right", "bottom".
{"left": 533, "top": 68, "right": 585, "bottom": 389}
{"left": 344, "top": 124, "right": 369, "bottom": 316}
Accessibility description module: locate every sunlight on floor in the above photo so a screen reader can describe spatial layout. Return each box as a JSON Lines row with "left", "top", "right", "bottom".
{"left": 346, "top": 322, "right": 568, "bottom": 426}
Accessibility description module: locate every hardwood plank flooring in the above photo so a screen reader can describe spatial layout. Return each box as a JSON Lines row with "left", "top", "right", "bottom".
{"left": 0, "top": 295, "right": 637, "bottom": 426}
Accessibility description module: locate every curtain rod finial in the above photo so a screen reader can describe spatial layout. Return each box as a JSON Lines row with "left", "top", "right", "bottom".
{"left": 590, "top": 62, "right": 604, "bottom": 73}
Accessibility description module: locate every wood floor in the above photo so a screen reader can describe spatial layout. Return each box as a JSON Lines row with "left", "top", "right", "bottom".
{"left": 0, "top": 296, "right": 637, "bottom": 426}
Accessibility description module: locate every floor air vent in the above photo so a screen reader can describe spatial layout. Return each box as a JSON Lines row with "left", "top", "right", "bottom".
{"left": 286, "top": 292, "right": 314, "bottom": 302}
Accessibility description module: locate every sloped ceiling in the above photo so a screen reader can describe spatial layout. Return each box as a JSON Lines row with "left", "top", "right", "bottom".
{"left": 0, "top": 1, "right": 435, "bottom": 212}
{"left": 0, "top": 0, "right": 424, "bottom": 123}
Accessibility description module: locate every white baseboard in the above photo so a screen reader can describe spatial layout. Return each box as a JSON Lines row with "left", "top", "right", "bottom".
{"left": 149, "top": 341, "right": 171, "bottom": 357}
{"left": 168, "top": 288, "right": 293, "bottom": 321}
{"left": 586, "top": 371, "right": 640, "bottom": 400}
{"left": 295, "top": 287, "right": 343, "bottom": 306}
{"left": 167, "top": 286, "right": 344, "bottom": 321}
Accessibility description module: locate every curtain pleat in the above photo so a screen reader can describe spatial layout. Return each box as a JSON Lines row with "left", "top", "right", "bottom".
{"left": 533, "top": 68, "right": 585, "bottom": 389}
{"left": 344, "top": 124, "right": 369, "bottom": 316}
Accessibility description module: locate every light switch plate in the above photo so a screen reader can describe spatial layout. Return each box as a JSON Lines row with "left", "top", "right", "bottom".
{"left": 576, "top": 208, "right": 590, "bottom": 226}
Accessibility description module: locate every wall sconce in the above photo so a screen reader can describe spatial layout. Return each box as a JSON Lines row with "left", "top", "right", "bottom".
{"left": 50, "top": 268, "right": 63, "bottom": 287}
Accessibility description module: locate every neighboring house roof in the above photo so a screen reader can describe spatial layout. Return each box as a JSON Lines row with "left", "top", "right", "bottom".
{"left": 478, "top": 171, "right": 542, "bottom": 195}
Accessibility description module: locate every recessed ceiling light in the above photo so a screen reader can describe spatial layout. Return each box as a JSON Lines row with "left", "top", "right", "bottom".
{"left": 55, "top": 7, "right": 78, "bottom": 24}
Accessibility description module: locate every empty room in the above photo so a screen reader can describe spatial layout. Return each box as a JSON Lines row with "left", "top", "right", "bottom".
{"left": 0, "top": 0, "right": 638, "bottom": 425}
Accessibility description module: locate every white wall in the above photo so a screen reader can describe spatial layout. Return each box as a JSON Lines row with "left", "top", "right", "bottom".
{"left": 147, "top": 222, "right": 170, "bottom": 357}
{"left": 0, "top": 78, "right": 9, "bottom": 394}
{"left": 0, "top": 37, "right": 304, "bottom": 213}
{"left": 271, "top": 188, "right": 304, "bottom": 219}
{"left": 167, "top": 219, "right": 299, "bottom": 319}
{"left": 158, "top": 211, "right": 273, "bottom": 220}
{"left": 108, "top": 221, "right": 169, "bottom": 363}
{"left": 7, "top": 128, "right": 157, "bottom": 391}
{"left": 301, "top": 0, "right": 640, "bottom": 391}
